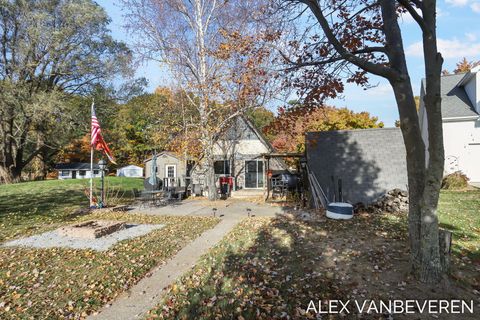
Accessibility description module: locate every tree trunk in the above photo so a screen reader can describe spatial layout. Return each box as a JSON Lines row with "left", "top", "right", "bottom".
{"left": 391, "top": 78, "right": 426, "bottom": 277}
{"left": 390, "top": 74, "right": 444, "bottom": 284}
{"left": 0, "top": 164, "right": 23, "bottom": 183}
{"left": 380, "top": 0, "right": 445, "bottom": 284}
{"left": 206, "top": 138, "right": 218, "bottom": 201}
{"left": 417, "top": 0, "right": 445, "bottom": 283}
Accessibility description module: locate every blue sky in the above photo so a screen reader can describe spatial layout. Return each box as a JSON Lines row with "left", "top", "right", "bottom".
{"left": 97, "top": 0, "right": 480, "bottom": 127}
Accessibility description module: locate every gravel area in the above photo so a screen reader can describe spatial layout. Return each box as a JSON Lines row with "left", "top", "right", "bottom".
{"left": 2, "top": 224, "right": 165, "bottom": 251}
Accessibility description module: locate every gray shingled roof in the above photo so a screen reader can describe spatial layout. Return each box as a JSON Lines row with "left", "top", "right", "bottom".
{"left": 424, "top": 73, "right": 479, "bottom": 118}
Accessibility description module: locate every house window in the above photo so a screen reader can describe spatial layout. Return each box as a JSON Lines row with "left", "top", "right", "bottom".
{"left": 79, "top": 170, "right": 86, "bottom": 176}
{"left": 60, "top": 170, "right": 69, "bottom": 177}
{"left": 166, "top": 165, "right": 176, "bottom": 178}
{"left": 214, "top": 160, "right": 230, "bottom": 175}
{"left": 93, "top": 170, "right": 99, "bottom": 175}
{"left": 245, "top": 160, "right": 264, "bottom": 189}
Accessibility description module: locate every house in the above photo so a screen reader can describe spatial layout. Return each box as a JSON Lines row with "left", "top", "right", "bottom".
{"left": 144, "top": 116, "right": 286, "bottom": 197}
{"left": 418, "top": 66, "right": 480, "bottom": 182}
{"left": 55, "top": 163, "right": 104, "bottom": 180}
{"left": 144, "top": 152, "right": 189, "bottom": 189}
{"left": 306, "top": 128, "right": 408, "bottom": 205}
{"left": 116, "top": 165, "right": 143, "bottom": 178}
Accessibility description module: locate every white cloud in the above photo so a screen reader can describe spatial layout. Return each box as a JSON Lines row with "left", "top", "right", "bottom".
{"left": 445, "top": 0, "right": 469, "bottom": 6}
{"left": 466, "top": 32, "right": 477, "bottom": 41}
{"left": 406, "top": 38, "right": 480, "bottom": 59}
{"left": 367, "top": 84, "right": 393, "bottom": 97}
{"left": 471, "top": 2, "right": 480, "bottom": 12}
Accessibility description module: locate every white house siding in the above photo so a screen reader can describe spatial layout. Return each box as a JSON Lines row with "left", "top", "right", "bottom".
{"left": 213, "top": 139, "right": 270, "bottom": 156}
{"left": 58, "top": 170, "right": 102, "bottom": 180}
{"left": 443, "top": 119, "right": 480, "bottom": 181}
{"left": 419, "top": 71, "right": 480, "bottom": 183}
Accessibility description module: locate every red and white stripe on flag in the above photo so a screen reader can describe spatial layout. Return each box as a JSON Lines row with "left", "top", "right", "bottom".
{"left": 91, "top": 102, "right": 116, "bottom": 164}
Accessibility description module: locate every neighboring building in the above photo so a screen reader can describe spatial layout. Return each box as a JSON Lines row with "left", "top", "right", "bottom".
{"left": 144, "top": 116, "right": 286, "bottom": 197}
{"left": 116, "top": 165, "right": 143, "bottom": 178}
{"left": 418, "top": 67, "right": 480, "bottom": 182}
{"left": 306, "top": 128, "right": 408, "bottom": 205}
{"left": 55, "top": 163, "right": 103, "bottom": 180}
{"left": 144, "top": 152, "right": 188, "bottom": 188}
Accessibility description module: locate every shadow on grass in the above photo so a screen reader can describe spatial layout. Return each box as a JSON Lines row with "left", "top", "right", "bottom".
{"left": 153, "top": 210, "right": 480, "bottom": 319}
{"left": 154, "top": 213, "right": 423, "bottom": 319}
{"left": 0, "top": 178, "right": 142, "bottom": 241}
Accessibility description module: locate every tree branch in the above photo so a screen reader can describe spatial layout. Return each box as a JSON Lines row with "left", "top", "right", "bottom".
{"left": 296, "top": 0, "right": 398, "bottom": 79}
{"left": 397, "top": 0, "right": 429, "bottom": 34}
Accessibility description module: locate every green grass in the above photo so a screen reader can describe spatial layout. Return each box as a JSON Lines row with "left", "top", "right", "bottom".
{"left": 0, "top": 177, "right": 143, "bottom": 242}
{"left": 438, "top": 188, "right": 480, "bottom": 261}
{"left": 0, "top": 212, "right": 219, "bottom": 318}
{"left": 0, "top": 178, "right": 220, "bottom": 318}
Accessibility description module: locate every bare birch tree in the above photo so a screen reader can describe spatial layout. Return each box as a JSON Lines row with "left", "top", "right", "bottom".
{"left": 122, "top": 0, "right": 277, "bottom": 199}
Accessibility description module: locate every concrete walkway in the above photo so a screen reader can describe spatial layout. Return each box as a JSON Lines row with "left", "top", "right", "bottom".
{"left": 89, "top": 200, "right": 284, "bottom": 320}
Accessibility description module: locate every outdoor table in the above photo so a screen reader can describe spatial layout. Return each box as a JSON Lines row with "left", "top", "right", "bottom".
{"left": 141, "top": 190, "right": 164, "bottom": 206}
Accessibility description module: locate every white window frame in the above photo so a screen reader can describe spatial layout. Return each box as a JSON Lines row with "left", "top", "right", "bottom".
{"left": 165, "top": 164, "right": 176, "bottom": 178}
{"left": 244, "top": 160, "right": 265, "bottom": 189}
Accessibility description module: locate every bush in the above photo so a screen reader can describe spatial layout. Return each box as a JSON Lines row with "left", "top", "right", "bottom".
{"left": 441, "top": 171, "right": 469, "bottom": 190}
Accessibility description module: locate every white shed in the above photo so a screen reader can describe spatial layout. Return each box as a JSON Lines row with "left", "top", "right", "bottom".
{"left": 117, "top": 165, "right": 143, "bottom": 178}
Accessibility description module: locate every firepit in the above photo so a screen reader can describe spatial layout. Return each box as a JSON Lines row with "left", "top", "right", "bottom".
{"left": 58, "top": 220, "right": 126, "bottom": 239}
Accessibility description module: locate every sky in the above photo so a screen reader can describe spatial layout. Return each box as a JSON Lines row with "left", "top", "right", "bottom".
{"left": 96, "top": 0, "right": 480, "bottom": 127}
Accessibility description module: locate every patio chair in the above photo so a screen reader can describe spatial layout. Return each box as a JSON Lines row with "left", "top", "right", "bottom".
{"left": 132, "top": 188, "right": 152, "bottom": 208}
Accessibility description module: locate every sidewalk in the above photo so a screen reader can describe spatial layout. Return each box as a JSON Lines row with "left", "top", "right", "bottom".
{"left": 88, "top": 217, "right": 241, "bottom": 320}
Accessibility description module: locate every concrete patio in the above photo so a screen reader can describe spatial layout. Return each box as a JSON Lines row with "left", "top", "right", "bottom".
{"left": 132, "top": 198, "right": 287, "bottom": 219}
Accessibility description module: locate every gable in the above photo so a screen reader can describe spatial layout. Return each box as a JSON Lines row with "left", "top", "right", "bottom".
{"left": 144, "top": 152, "right": 180, "bottom": 163}
{"left": 420, "top": 74, "right": 479, "bottom": 120}
{"left": 224, "top": 116, "right": 273, "bottom": 147}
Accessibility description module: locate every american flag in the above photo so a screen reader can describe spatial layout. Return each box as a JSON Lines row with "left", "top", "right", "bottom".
{"left": 91, "top": 102, "right": 116, "bottom": 164}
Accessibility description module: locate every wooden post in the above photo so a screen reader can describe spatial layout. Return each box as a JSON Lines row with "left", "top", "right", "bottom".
{"left": 439, "top": 228, "right": 452, "bottom": 274}
{"left": 265, "top": 156, "right": 270, "bottom": 201}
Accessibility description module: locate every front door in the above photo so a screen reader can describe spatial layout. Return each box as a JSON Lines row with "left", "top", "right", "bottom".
{"left": 71, "top": 170, "right": 76, "bottom": 179}
{"left": 245, "top": 160, "right": 264, "bottom": 189}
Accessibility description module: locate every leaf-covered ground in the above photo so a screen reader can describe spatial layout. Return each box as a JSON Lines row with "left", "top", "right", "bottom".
{"left": 0, "top": 211, "right": 219, "bottom": 318}
{"left": 148, "top": 203, "right": 479, "bottom": 319}
{"left": 0, "top": 177, "right": 144, "bottom": 242}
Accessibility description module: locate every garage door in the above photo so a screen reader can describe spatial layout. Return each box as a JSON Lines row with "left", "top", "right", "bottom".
{"left": 466, "top": 144, "right": 480, "bottom": 182}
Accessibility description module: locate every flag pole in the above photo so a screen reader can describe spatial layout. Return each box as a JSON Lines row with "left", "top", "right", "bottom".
{"left": 89, "top": 99, "right": 94, "bottom": 207}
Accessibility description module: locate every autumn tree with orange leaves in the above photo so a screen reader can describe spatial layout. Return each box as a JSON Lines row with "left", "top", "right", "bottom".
{"left": 266, "top": 105, "right": 384, "bottom": 153}
{"left": 442, "top": 57, "right": 480, "bottom": 75}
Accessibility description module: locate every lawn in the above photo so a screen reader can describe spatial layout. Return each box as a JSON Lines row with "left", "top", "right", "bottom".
{"left": 148, "top": 190, "right": 480, "bottom": 320}
{"left": 438, "top": 188, "right": 480, "bottom": 261}
{"left": 0, "top": 178, "right": 220, "bottom": 318}
{"left": 0, "top": 177, "right": 143, "bottom": 242}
